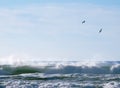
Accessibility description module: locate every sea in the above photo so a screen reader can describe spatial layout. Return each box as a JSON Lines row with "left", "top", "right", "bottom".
{"left": 0, "top": 61, "right": 120, "bottom": 88}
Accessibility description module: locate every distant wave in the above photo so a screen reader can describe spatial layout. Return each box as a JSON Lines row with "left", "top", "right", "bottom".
{"left": 0, "top": 61, "right": 120, "bottom": 75}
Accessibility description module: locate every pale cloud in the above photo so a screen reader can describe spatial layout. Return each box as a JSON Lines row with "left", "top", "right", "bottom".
{"left": 0, "top": 3, "right": 120, "bottom": 60}
{"left": 0, "top": 3, "right": 119, "bottom": 35}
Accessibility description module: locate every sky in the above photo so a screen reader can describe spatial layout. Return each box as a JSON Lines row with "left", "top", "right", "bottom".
{"left": 0, "top": 0, "right": 120, "bottom": 61}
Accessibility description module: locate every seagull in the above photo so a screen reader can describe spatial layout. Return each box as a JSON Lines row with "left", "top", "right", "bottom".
{"left": 99, "top": 28, "right": 102, "bottom": 33}
{"left": 82, "top": 20, "right": 85, "bottom": 24}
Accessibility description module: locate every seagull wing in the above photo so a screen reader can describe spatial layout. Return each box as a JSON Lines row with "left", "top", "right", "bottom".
{"left": 82, "top": 20, "right": 85, "bottom": 24}
{"left": 99, "top": 28, "right": 102, "bottom": 33}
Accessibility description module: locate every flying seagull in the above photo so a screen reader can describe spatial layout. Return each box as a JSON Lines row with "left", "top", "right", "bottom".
{"left": 82, "top": 20, "right": 85, "bottom": 24}
{"left": 99, "top": 28, "right": 102, "bottom": 33}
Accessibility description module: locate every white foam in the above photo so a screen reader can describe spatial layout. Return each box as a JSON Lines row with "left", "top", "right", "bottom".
{"left": 103, "top": 82, "right": 120, "bottom": 88}
{"left": 110, "top": 64, "right": 120, "bottom": 71}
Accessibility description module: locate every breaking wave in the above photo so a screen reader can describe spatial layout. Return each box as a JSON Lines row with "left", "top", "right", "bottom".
{"left": 0, "top": 61, "right": 120, "bottom": 88}
{"left": 0, "top": 61, "right": 120, "bottom": 75}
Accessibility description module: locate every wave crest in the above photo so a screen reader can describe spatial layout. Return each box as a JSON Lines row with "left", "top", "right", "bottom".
{"left": 0, "top": 61, "right": 120, "bottom": 75}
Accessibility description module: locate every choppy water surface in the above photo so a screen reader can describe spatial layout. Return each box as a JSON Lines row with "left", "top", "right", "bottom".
{"left": 0, "top": 61, "right": 120, "bottom": 88}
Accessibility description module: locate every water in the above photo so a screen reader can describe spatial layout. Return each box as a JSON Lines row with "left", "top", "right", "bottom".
{"left": 0, "top": 61, "right": 120, "bottom": 88}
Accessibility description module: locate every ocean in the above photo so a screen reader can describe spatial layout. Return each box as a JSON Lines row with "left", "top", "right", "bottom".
{"left": 0, "top": 61, "right": 120, "bottom": 88}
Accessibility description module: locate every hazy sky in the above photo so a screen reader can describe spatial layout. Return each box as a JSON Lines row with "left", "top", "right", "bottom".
{"left": 0, "top": 0, "right": 120, "bottom": 61}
